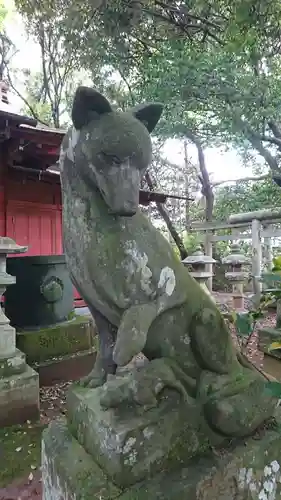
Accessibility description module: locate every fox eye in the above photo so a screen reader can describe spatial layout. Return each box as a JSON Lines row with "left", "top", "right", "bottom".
{"left": 100, "top": 152, "right": 121, "bottom": 165}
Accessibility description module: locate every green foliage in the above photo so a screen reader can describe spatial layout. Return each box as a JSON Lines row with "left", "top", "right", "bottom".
{"left": 15, "top": 0, "right": 281, "bottom": 153}
{"left": 268, "top": 341, "right": 281, "bottom": 352}
{"left": 182, "top": 233, "right": 202, "bottom": 255}
{"left": 16, "top": 0, "right": 267, "bottom": 64}
{"left": 0, "top": 1, "right": 7, "bottom": 31}
{"left": 125, "top": 2, "right": 281, "bottom": 174}
{"left": 261, "top": 264, "right": 281, "bottom": 300}
{"left": 13, "top": 0, "right": 281, "bottom": 248}
{"left": 230, "top": 311, "right": 254, "bottom": 338}
{"left": 228, "top": 293, "right": 273, "bottom": 346}
{"left": 21, "top": 72, "right": 54, "bottom": 125}
{"left": 13, "top": 1, "right": 88, "bottom": 128}
{"left": 228, "top": 280, "right": 281, "bottom": 402}
{"left": 265, "top": 381, "right": 281, "bottom": 399}
{"left": 214, "top": 179, "right": 281, "bottom": 221}
{"left": 273, "top": 256, "right": 281, "bottom": 272}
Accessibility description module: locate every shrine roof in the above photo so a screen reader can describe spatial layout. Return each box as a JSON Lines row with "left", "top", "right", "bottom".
{"left": 0, "top": 108, "right": 193, "bottom": 206}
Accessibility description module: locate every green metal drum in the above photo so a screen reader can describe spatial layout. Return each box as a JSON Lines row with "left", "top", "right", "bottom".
{"left": 5, "top": 255, "right": 74, "bottom": 329}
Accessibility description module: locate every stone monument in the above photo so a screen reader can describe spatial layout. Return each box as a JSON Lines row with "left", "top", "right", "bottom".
{"left": 42, "top": 87, "right": 280, "bottom": 499}
{"left": 0, "top": 237, "right": 39, "bottom": 426}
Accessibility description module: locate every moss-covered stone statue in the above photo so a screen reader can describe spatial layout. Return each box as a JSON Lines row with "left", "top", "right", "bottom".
{"left": 58, "top": 86, "right": 276, "bottom": 489}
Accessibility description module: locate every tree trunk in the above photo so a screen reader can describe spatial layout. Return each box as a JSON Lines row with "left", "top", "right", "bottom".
{"left": 229, "top": 110, "right": 280, "bottom": 174}
{"left": 184, "top": 130, "right": 214, "bottom": 221}
{"left": 184, "top": 131, "right": 214, "bottom": 289}
{"left": 145, "top": 172, "right": 188, "bottom": 259}
{"left": 184, "top": 140, "right": 190, "bottom": 230}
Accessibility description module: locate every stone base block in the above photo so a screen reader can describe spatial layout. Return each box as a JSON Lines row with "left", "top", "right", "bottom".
{"left": 0, "top": 322, "right": 16, "bottom": 358}
{"left": 259, "top": 327, "right": 281, "bottom": 359}
{"left": 42, "top": 419, "right": 121, "bottom": 500}
{"left": 17, "top": 316, "right": 96, "bottom": 364}
{"left": 43, "top": 417, "right": 281, "bottom": 500}
{"left": 36, "top": 348, "right": 96, "bottom": 386}
{"left": 0, "top": 348, "right": 26, "bottom": 377}
{"left": 0, "top": 365, "right": 39, "bottom": 426}
{"left": 66, "top": 385, "right": 214, "bottom": 488}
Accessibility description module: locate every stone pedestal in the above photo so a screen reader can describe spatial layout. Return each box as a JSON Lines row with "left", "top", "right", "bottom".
{"left": 0, "top": 237, "right": 39, "bottom": 426}
{"left": 42, "top": 371, "right": 277, "bottom": 500}
{"left": 16, "top": 315, "right": 97, "bottom": 386}
{"left": 66, "top": 386, "right": 212, "bottom": 488}
{"left": 43, "top": 415, "right": 281, "bottom": 500}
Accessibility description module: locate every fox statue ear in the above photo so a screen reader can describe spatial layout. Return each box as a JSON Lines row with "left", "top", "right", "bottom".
{"left": 131, "top": 102, "right": 164, "bottom": 133}
{"left": 71, "top": 86, "right": 112, "bottom": 130}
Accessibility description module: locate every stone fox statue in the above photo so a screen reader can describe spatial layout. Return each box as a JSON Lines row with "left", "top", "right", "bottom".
{"left": 60, "top": 86, "right": 275, "bottom": 438}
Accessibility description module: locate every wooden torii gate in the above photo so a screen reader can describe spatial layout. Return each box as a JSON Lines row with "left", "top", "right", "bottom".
{"left": 188, "top": 207, "right": 281, "bottom": 302}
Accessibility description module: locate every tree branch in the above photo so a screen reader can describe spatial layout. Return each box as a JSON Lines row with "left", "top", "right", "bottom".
{"left": 212, "top": 174, "right": 270, "bottom": 187}
{"left": 117, "top": 68, "right": 135, "bottom": 105}
{"left": 268, "top": 120, "right": 281, "bottom": 139}
{"left": 184, "top": 129, "right": 214, "bottom": 221}
{"left": 154, "top": 0, "right": 222, "bottom": 30}
{"left": 143, "top": 2, "right": 223, "bottom": 44}
{"left": 230, "top": 112, "right": 280, "bottom": 174}
{"left": 145, "top": 170, "right": 188, "bottom": 259}
{"left": 261, "top": 135, "right": 281, "bottom": 148}
{"left": 6, "top": 67, "right": 49, "bottom": 126}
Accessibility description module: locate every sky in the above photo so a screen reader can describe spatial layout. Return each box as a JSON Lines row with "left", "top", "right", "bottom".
{"left": 3, "top": 0, "right": 259, "bottom": 184}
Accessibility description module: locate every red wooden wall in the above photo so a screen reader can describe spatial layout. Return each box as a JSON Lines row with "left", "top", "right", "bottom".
{"left": 6, "top": 201, "right": 62, "bottom": 256}
{"left": 4, "top": 171, "right": 62, "bottom": 255}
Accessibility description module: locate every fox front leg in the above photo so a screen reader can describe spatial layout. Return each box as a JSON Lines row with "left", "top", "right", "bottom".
{"left": 113, "top": 303, "right": 158, "bottom": 366}
{"left": 78, "top": 308, "right": 117, "bottom": 388}
{"left": 113, "top": 277, "right": 188, "bottom": 367}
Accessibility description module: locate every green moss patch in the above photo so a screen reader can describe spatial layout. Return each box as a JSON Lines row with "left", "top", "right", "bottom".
{"left": 0, "top": 422, "right": 45, "bottom": 487}
{"left": 16, "top": 315, "right": 96, "bottom": 364}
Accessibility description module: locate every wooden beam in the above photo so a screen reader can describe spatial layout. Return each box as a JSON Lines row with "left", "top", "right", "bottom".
{"left": 261, "top": 228, "right": 281, "bottom": 238}
{"left": 0, "top": 110, "right": 37, "bottom": 128}
{"left": 210, "top": 233, "right": 251, "bottom": 242}
{"left": 10, "top": 127, "right": 63, "bottom": 147}
{"left": 189, "top": 220, "right": 250, "bottom": 231}
{"left": 229, "top": 208, "right": 281, "bottom": 224}
{"left": 139, "top": 190, "right": 167, "bottom": 205}
{"left": 189, "top": 218, "right": 281, "bottom": 232}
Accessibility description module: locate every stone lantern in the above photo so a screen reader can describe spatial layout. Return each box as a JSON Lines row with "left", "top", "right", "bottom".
{"left": 222, "top": 243, "right": 251, "bottom": 312}
{"left": 0, "top": 237, "right": 39, "bottom": 426}
{"left": 182, "top": 246, "right": 216, "bottom": 300}
{"left": 0, "top": 238, "right": 27, "bottom": 336}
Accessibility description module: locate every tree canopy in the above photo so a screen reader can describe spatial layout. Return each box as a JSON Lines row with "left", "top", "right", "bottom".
{"left": 9, "top": 0, "right": 281, "bottom": 242}
{"left": 16, "top": 0, "right": 268, "bottom": 52}
{"left": 14, "top": 0, "right": 281, "bottom": 165}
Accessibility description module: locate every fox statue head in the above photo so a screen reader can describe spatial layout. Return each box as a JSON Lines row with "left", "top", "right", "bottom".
{"left": 61, "top": 86, "right": 163, "bottom": 217}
